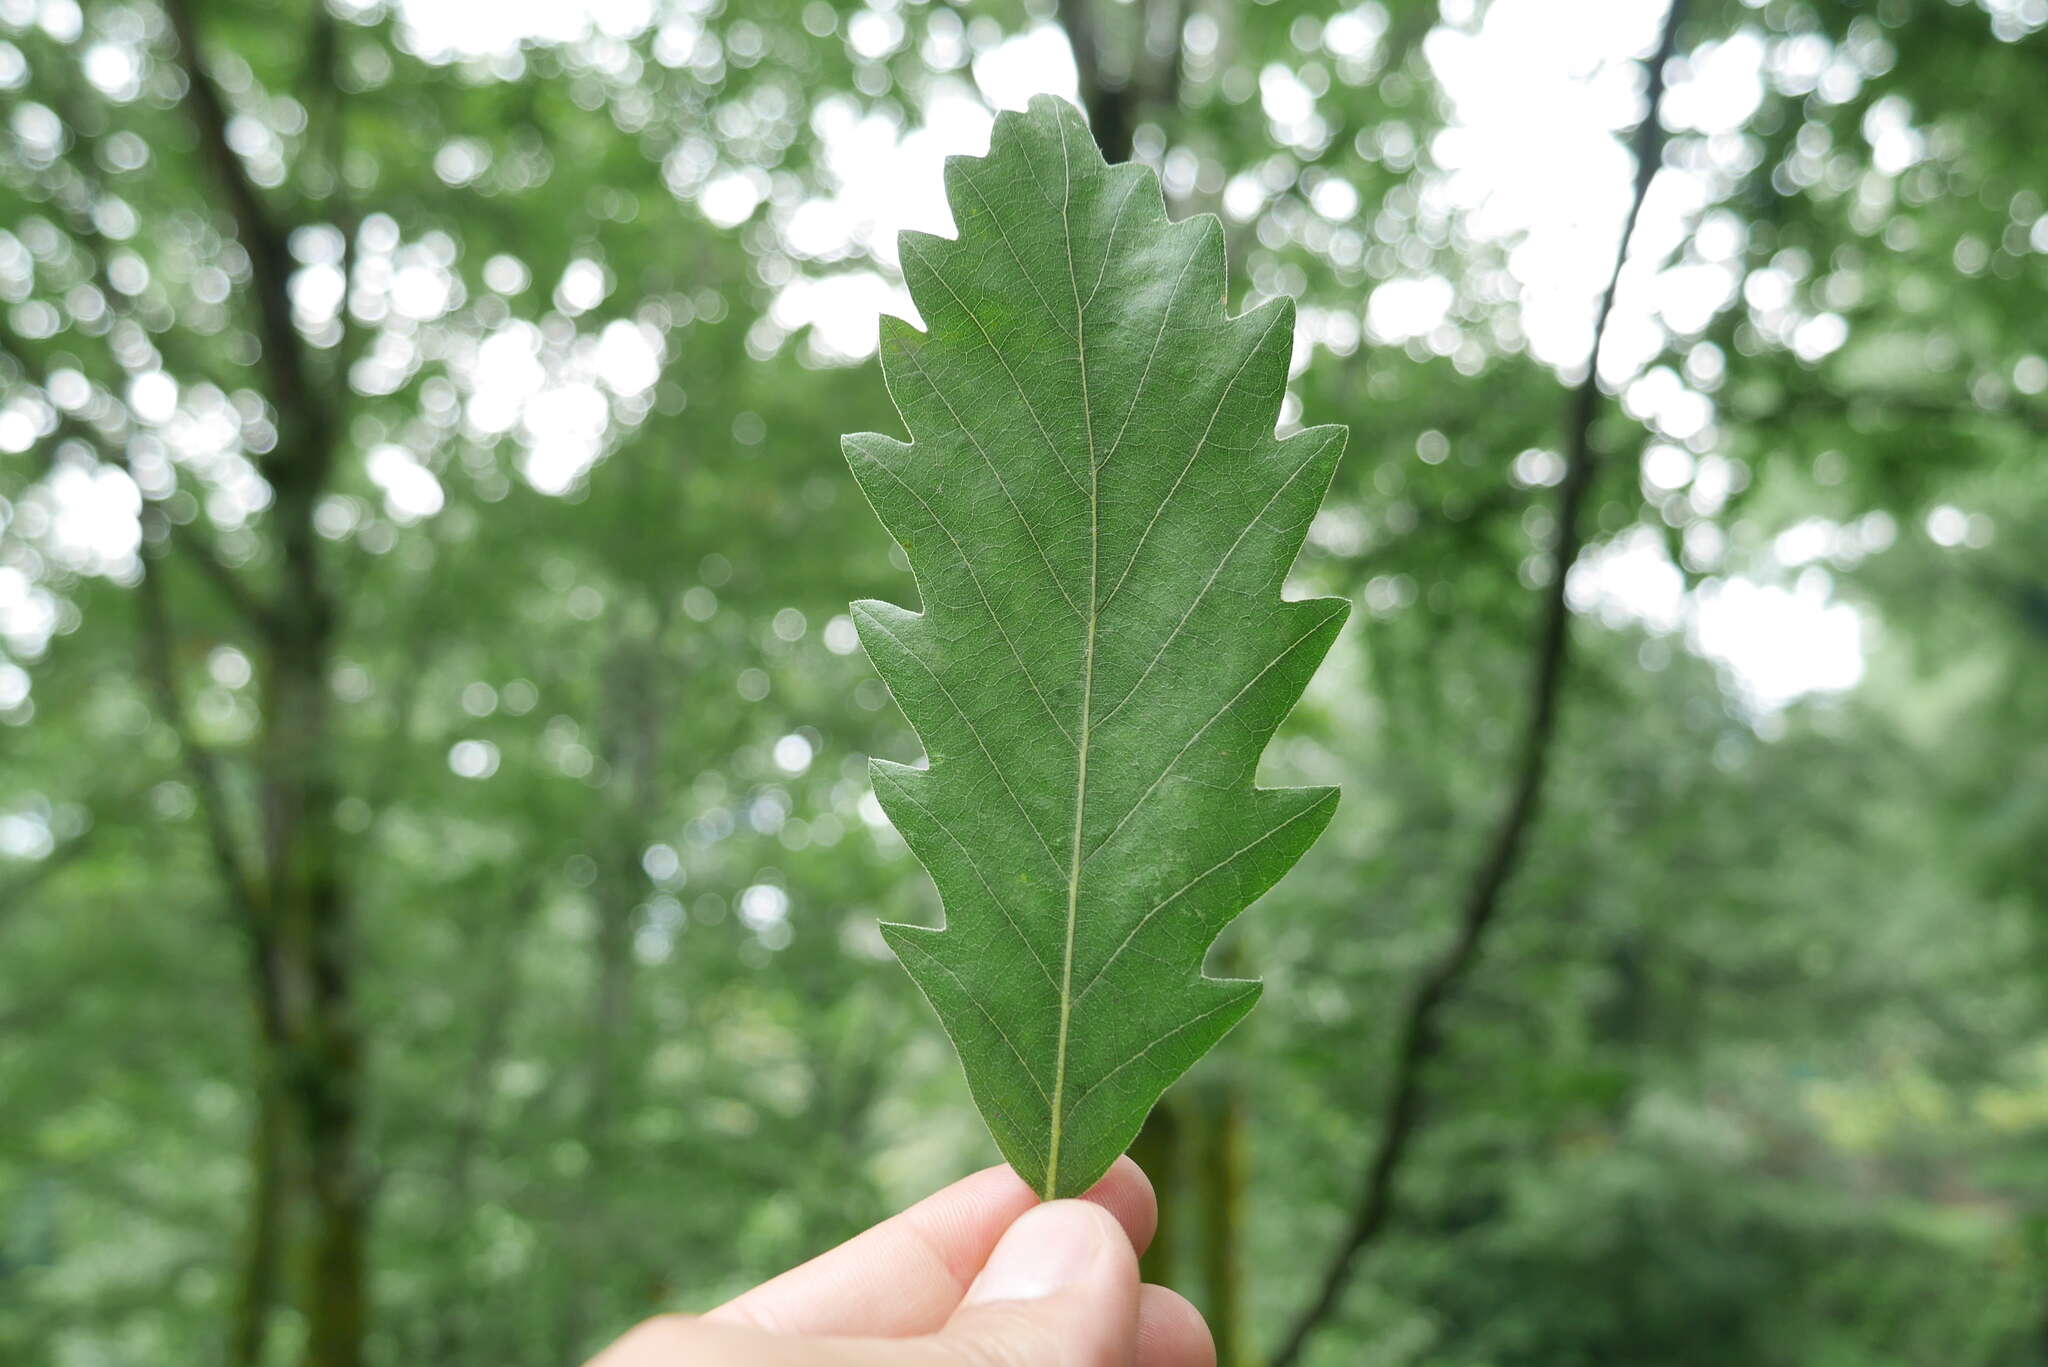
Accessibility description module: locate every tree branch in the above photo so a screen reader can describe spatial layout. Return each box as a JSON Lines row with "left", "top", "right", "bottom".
{"left": 1269, "top": 6, "right": 1688, "bottom": 1361}
{"left": 0, "top": 129, "right": 278, "bottom": 632}
{"left": 134, "top": 521, "right": 267, "bottom": 937}
{"left": 167, "top": 519, "right": 276, "bottom": 627}
{"left": 1735, "top": 386, "right": 2048, "bottom": 437}
{"left": 0, "top": 829, "right": 96, "bottom": 932}
{"left": 160, "top": 0, "right": 331, "bottom": 466}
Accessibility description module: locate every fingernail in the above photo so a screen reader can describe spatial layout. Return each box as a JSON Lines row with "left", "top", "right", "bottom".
{"left": 963, "top": 1202, "right": 1106, "bottom": 1305}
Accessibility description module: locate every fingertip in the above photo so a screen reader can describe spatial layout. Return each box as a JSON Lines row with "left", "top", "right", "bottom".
{"left": 586, "top": 1314, "right": 714, "bottom": 1366}
{"left": 1081, "top": 1155, "right": 1158, "bottom": 1257}
{"left": 944, "top": 1201, "right": 1142, "bottom": 1367}
{"left": 706, "top": 1162, "right": 1042, "bottom": 1339}
{"left": 1136, "top": 1285, "right": 1217, "bottom": 1367}
{"left": 962, "top": 1199, "right": 1134, "bottom": 1307}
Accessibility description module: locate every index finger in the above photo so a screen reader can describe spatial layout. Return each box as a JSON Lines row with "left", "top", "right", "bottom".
{"left": 705, "top": 1156, "right": 1156, "bottom": 1339}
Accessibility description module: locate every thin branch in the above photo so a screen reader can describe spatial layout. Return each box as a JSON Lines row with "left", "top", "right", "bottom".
{"left": 0, "top": 307, "right": 116, "bottom": 464}
{"left": 1737, "top": 386, "right": 2048, "bottom": 437}
{"left": 0, "top": 116, "right": 278, "bottom": 632}
{"left": 307, "top": 0, "right": 364, "bottom": 407}
{"left": 167, "top": 520, "right": 276, "bottom": 627}
{"left": 1349, "top": 483, "right": 1528, "bottom": 579}
{"left": 160, "top": 0, "right": 331, "bottom": 463}
{"left": 0, "top": 829, "right": 96, "bottom": 932}
{"left": 0, "top": 986, "right": 70, "bottom": 1034}
{"left": 1269, "top": 6, "right": 1688, "bottom": 1362}
{"left": 134, "top": 521, "right": 266, "bottom": 935}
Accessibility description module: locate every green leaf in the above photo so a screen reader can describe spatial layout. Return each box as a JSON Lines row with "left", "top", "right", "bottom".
{"left": 845, "top": 95, "right": 1349, "bottom": 1199}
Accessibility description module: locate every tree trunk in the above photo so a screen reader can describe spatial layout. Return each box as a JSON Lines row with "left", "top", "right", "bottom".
{"left": 1195, "top": 1076, "right": 1247, "bottom": 1365}
{"left": 262, "top": 596, "right": 362, "bottom": 1367}
{"left": 560, "top": 626, "right": 670, "bottom": 1363}
{"left": 1129, "top": 1096, "right": 1183, "bottom": 1287}
{"left": 161, "top": 1, "right": 363, "bottom": 1360}
{"left": 1057, "top": 0, "right": 1184, "bottom": 166}
{"left": 227, "top": 1077, "right": 287, "bottom": 1367}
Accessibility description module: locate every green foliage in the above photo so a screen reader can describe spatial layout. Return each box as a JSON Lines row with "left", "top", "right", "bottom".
{"left": 847, "top": 96, "right": 1347, "bottom": 1198}
{"left": 1, "top": 2, "right": 2045, "bottom": 1365}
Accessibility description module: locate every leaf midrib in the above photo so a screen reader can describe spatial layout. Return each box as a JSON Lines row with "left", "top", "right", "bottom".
{"left": 1047, "top": 124, "right": 1094, "bottom": 1201}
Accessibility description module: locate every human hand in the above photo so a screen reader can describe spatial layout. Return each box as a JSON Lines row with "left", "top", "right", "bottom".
{"left": 587, "top": 1157, "right": 1212, "bottom": 1366}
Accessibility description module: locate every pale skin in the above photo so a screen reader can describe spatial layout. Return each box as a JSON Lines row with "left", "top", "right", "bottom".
{"left": 587, "top": 1158, "right": 1214, "bottom": 1367}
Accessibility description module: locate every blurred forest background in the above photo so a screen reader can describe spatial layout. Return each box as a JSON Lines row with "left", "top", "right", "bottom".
{"left": 2, "top": 0, "right": 2045, "bottom": 1363}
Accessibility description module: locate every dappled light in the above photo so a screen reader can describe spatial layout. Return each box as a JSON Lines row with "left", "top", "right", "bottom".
{"left": 2, "top": 0, "right": 2046, "bottom": 1363}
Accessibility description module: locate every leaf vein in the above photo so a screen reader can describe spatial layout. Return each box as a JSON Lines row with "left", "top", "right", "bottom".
{"left": 880, "top": 779, "right": 1062, "bottom": 989}
{"left": 1091, "top": 436, "right": 1331, "bottom": 733}
{"left": 1047, "top": 110, "right": 1097, "bottom": 1200}
{"left": 1061, "top": 992, "right": 1250, "bottom": 1121}
{"left": 957, "top": 167, "right": 1078, "bottom": 341}
{"left": 894, "top": 346, "right": 1086, "bottom": 620}
{"left": 861, "top": 454, "right": 1079, "bottom": 745}
{"left": 1099, "top": 305, "right": 1291, "bottom": 608}
{"left": 1074, "top": 790, "right": 1337, "bottom": 1006}
{"left": 892, "top": 933, "right": 1054, "bottom": 1106}
{"left": 1083, "top": 604, "right": 1344, "bottom": 864}
{"left": 901, "top": 236, "right": 1089, "bottom": 499}
{"left": 1095, "top": 232, "right": 1207, "bottom": 474}
{"left": 858, "top": 611, "right": 1069, "bottom": 878}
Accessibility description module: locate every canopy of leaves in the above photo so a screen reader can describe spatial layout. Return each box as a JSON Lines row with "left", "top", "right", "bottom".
{"left": 0, "top": 1, "right": 2044, "bottom": 1365}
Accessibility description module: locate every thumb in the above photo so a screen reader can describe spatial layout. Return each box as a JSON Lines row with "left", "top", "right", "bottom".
{"left": 934, "top": 1199, "right": 1141, "bottom": 1367}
